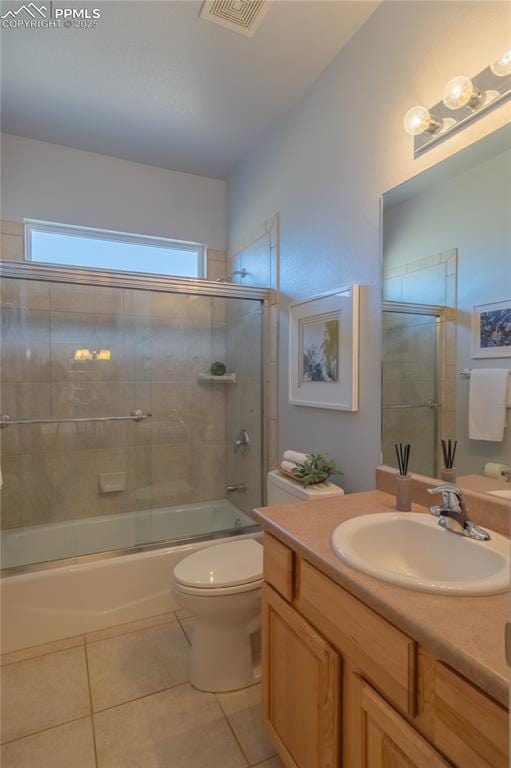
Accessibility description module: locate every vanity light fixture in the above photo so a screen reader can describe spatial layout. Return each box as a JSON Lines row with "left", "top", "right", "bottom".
{"left": 442, "top": 75, "right": 485, "bottom": 111}
{"left": 491, "top": 48, "right": 511, "bottom": 77}
{"left": 404, "top": 48, "right": 511, "bottom": 156}
{"left": 403, "top": 106, "right": 443, "bottom": 136}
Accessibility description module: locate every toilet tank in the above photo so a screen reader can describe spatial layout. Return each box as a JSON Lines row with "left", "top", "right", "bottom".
{"left": 266, "top": 469, "right": 344, "bottom": 505}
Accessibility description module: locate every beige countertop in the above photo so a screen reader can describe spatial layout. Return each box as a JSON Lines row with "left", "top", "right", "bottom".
{"left": 458, "top": 474, "right": 511, "bottom": 494}
{"left": 253, "top": 490, "right": 509, "bottom": 707}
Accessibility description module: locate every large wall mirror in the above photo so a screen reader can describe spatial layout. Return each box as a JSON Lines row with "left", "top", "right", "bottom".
{"left": 381, "top": 123, "right": 511, "bottom": 499}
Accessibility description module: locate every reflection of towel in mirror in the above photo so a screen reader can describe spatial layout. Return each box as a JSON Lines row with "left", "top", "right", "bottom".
{"left": 282, "top": 450, "right": 308, "bottom": 465}
{"left": 469, "top": 369, "right": 509, "bottom": 441}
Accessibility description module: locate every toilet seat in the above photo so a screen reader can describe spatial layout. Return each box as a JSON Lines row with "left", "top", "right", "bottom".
{"left": 173, "top": 539, "right": 263, "bottom": 596}
{"left": 172, "top": 577, "right": 263, "bottom": 597}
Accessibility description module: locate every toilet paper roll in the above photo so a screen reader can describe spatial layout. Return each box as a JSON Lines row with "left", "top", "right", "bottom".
{"left": 483, "top": 462, "right": 511, "bottom": 480}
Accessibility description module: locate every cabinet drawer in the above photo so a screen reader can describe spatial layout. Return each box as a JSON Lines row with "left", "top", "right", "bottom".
{"left": 263, "top": 533, "right": 295, "bottom": 601}
{"left": 433, "top": 662, "right": 508, "bottom": 768}
{"left": 361, "top": 681, "right": 451, "bottom": 767}
{"left": 295, "top": 558, "right": 416, "bottom": 715}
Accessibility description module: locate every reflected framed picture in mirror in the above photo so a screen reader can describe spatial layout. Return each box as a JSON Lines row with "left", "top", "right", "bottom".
{"left": 471, "top": 299, "right": 511, "bottom": 358}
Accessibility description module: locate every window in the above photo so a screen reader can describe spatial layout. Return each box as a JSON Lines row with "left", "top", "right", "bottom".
{"left": 25, "top": 220, "right": 206, "bottom": 278}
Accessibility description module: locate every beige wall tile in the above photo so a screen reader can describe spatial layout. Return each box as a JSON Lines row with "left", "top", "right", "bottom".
{"left": 50, "top": 283, "right": 123, "bottom": 315}
{"left": 1, "top": 717, "right": 96, "bottom": 768}
{"left": 207, "top": 259, "right": 227, "bottom": 281}
{"left": 0, "top": 220, "right": 23, "bottom": 237}
{"left": 0, "top": 234, "right": 23, "bottom": 261}
{"left": 1, "top": 453, "right": 53, "bottom": 528}
{"left": 122, "top": 288, "right": 151, "bottom": 316}
{"left": 1, "top": 278, "right": 50, "bottom": 311}
{"left": 0, "top": 647, "right": 90, "bottom": 743}
{"left": 1, "top": 308, "right": 50, "bottom": 383}
{"left": 207, "top": 249, "right": 227, "bottom": 262}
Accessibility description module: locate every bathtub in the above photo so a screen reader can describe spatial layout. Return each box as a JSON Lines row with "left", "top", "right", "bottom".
{"left": 1, "top": 500, "right": 259, "bottom": 653}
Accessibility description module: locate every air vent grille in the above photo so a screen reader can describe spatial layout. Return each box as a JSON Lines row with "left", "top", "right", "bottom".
{"left": 200, "top": 0, "right": 271, "bottom": 38}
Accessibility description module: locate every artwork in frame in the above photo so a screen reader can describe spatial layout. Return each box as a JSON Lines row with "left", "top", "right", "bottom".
{"left": 289, "top": 285, "right": 360, "bottom": 411}
{"left": 471, "top": 299, "right": 511, "bottom": 359}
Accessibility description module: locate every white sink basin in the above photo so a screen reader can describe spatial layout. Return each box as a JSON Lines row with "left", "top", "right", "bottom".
{"left": 488, "top": 489, "right": 511, "bottom": 501}
{"left": 331, "top": 513, "right": 510, "bottom": 596}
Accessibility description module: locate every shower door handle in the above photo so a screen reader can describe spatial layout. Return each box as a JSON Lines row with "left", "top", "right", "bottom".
{"left": 383, "top": 401, "right": 442, "bottom": 410}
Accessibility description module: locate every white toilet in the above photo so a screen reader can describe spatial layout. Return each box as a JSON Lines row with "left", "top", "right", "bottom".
{"left": 171, "top": 470, "right": 344, "bottom": 692}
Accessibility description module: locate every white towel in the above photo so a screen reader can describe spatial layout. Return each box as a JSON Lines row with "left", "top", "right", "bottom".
{"left": 282, "top": 450, "right": 307, "bottom": 465}
{"left": 280, "top": 460, "right": 298, "bottom": 475}
{"left": 469, "top": 369, "right": 509, "bottom": 441}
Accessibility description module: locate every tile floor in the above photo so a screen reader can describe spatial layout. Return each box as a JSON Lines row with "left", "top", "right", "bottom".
{"left": 0, "top": 610, "right": 283, "bottom": 768}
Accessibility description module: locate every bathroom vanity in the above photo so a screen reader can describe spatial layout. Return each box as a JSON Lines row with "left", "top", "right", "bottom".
{"left": 253, "top": 490, "right": 509, "bottom": 768}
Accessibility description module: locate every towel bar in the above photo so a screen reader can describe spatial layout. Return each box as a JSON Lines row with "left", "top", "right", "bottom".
{"left": 0, "top": 410, "right": 152, "bottom": 429}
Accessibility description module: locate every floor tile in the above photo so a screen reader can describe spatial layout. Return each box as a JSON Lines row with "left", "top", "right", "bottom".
{"left": 85, "top": 611, "right": 176, "bottom": 643}
{"left": 94, "top": 683, "right": 247, "bottom": 768}
{"left": 1, "top": 635, "right": 84, "bottom": 666}
{"left": 0, "top": 717, "right": 95, "bottom": 768}
{"left": 87, "top": 621, "right": 189, "bottom": 711}
{"left": 0, "top": 648, "right": 90, "bottom": 743}
{"left": 252, "top": 757, "right": 284, "bottom": 768}
{"left": 217, "top": 684, "right": 275, "bottom": 765}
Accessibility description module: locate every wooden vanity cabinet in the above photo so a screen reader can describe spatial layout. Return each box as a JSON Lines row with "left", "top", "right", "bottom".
{"left": 261, "top": 533, "right": 509, "bottom": 768}
{"left": 358, "top": 679, "right": 451, "bottom": 768}
{"left": 262, "top": 583, "right": 341, "bottom": 768}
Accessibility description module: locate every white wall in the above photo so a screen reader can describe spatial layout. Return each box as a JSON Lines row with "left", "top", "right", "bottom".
{"left": 227, "top": 0, "right": 511, "bottom": 492}
{"left": 383, "top": 148, "right": 511, "bottom": 475}
{"left": 1, "top": 134, "right": 227, "bottom": 250}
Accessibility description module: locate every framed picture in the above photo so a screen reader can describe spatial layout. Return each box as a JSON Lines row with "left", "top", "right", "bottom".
{"left": 289, "top": 285, "right": 360, "bottom": 410}
{"left": 471, "top": 299, "right": 511, "bottom": 358}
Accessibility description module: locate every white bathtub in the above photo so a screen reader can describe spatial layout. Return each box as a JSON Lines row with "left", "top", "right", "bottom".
{"left": 1, "top": 500, "right": 259, "bottom": 653}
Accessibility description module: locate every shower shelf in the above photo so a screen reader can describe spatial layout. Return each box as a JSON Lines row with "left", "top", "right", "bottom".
{"left": 197, "top": 372, "right": 237, "bottom": 384}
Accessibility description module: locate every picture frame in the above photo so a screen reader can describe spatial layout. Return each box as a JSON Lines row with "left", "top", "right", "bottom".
{"left": 289, "top": 285, "right": 360, "bottom": 411}
{"left": 471, "top": 298, "right": 511, "bottom": 359}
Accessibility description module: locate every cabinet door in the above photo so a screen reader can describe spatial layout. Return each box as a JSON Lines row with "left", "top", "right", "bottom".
{"left": 360, "top": 681, "right": 451, "bottom": 768}
{"left": 261, "top": 583, "right": 341, "bottom": 768}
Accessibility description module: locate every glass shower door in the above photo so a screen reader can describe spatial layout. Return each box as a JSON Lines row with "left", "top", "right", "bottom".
{"left": 382, "top": 309, "right": 440, "bottom": 477}
{"left": 0, "top": 273, "right": 264, "bottom": 569}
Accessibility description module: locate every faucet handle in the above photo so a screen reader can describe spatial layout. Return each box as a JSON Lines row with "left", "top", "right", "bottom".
{"left": 427, "top": 483, "right": 462, "bottom": 497}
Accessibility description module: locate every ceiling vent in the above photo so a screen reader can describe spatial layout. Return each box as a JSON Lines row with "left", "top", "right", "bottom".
{"left": 200, "top": 0, "right": 271, "bottom": 38}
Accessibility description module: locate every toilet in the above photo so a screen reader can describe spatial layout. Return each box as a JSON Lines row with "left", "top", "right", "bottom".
{"left": 171, "top": 470, "right": 344, "bottom": 692}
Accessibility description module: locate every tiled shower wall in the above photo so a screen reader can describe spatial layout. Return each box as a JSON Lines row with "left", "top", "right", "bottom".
{"left": 0, "top": 278, "right": 236, "bottom": 530}
{"left": 0, "top": 219, "right": 235, "bottom": 530}
{"left": 228, "top": 213, "right": 280, "bottom": 499}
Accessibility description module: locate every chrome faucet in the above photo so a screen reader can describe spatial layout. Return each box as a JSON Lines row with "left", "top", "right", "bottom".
{"left": 427, "top": 484, "right": 490, "bottom": 541}
{"left": 234, "top": 429, "right": 250, "bottom": 455}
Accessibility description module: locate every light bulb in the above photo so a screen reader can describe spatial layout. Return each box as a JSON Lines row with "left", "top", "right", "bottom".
{"left": 491, "top": 48, "right": 511, "bottom": 77}
{"left": 403, "top": 106, "right": 442, "bottom": 136}
{"left": 443, "top": 75, "right": 484, "bottom": 110}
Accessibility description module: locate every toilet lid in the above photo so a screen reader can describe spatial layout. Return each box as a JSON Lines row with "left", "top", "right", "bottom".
{"left": 173, "top": 539, "right": 263, "bottom": 589}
